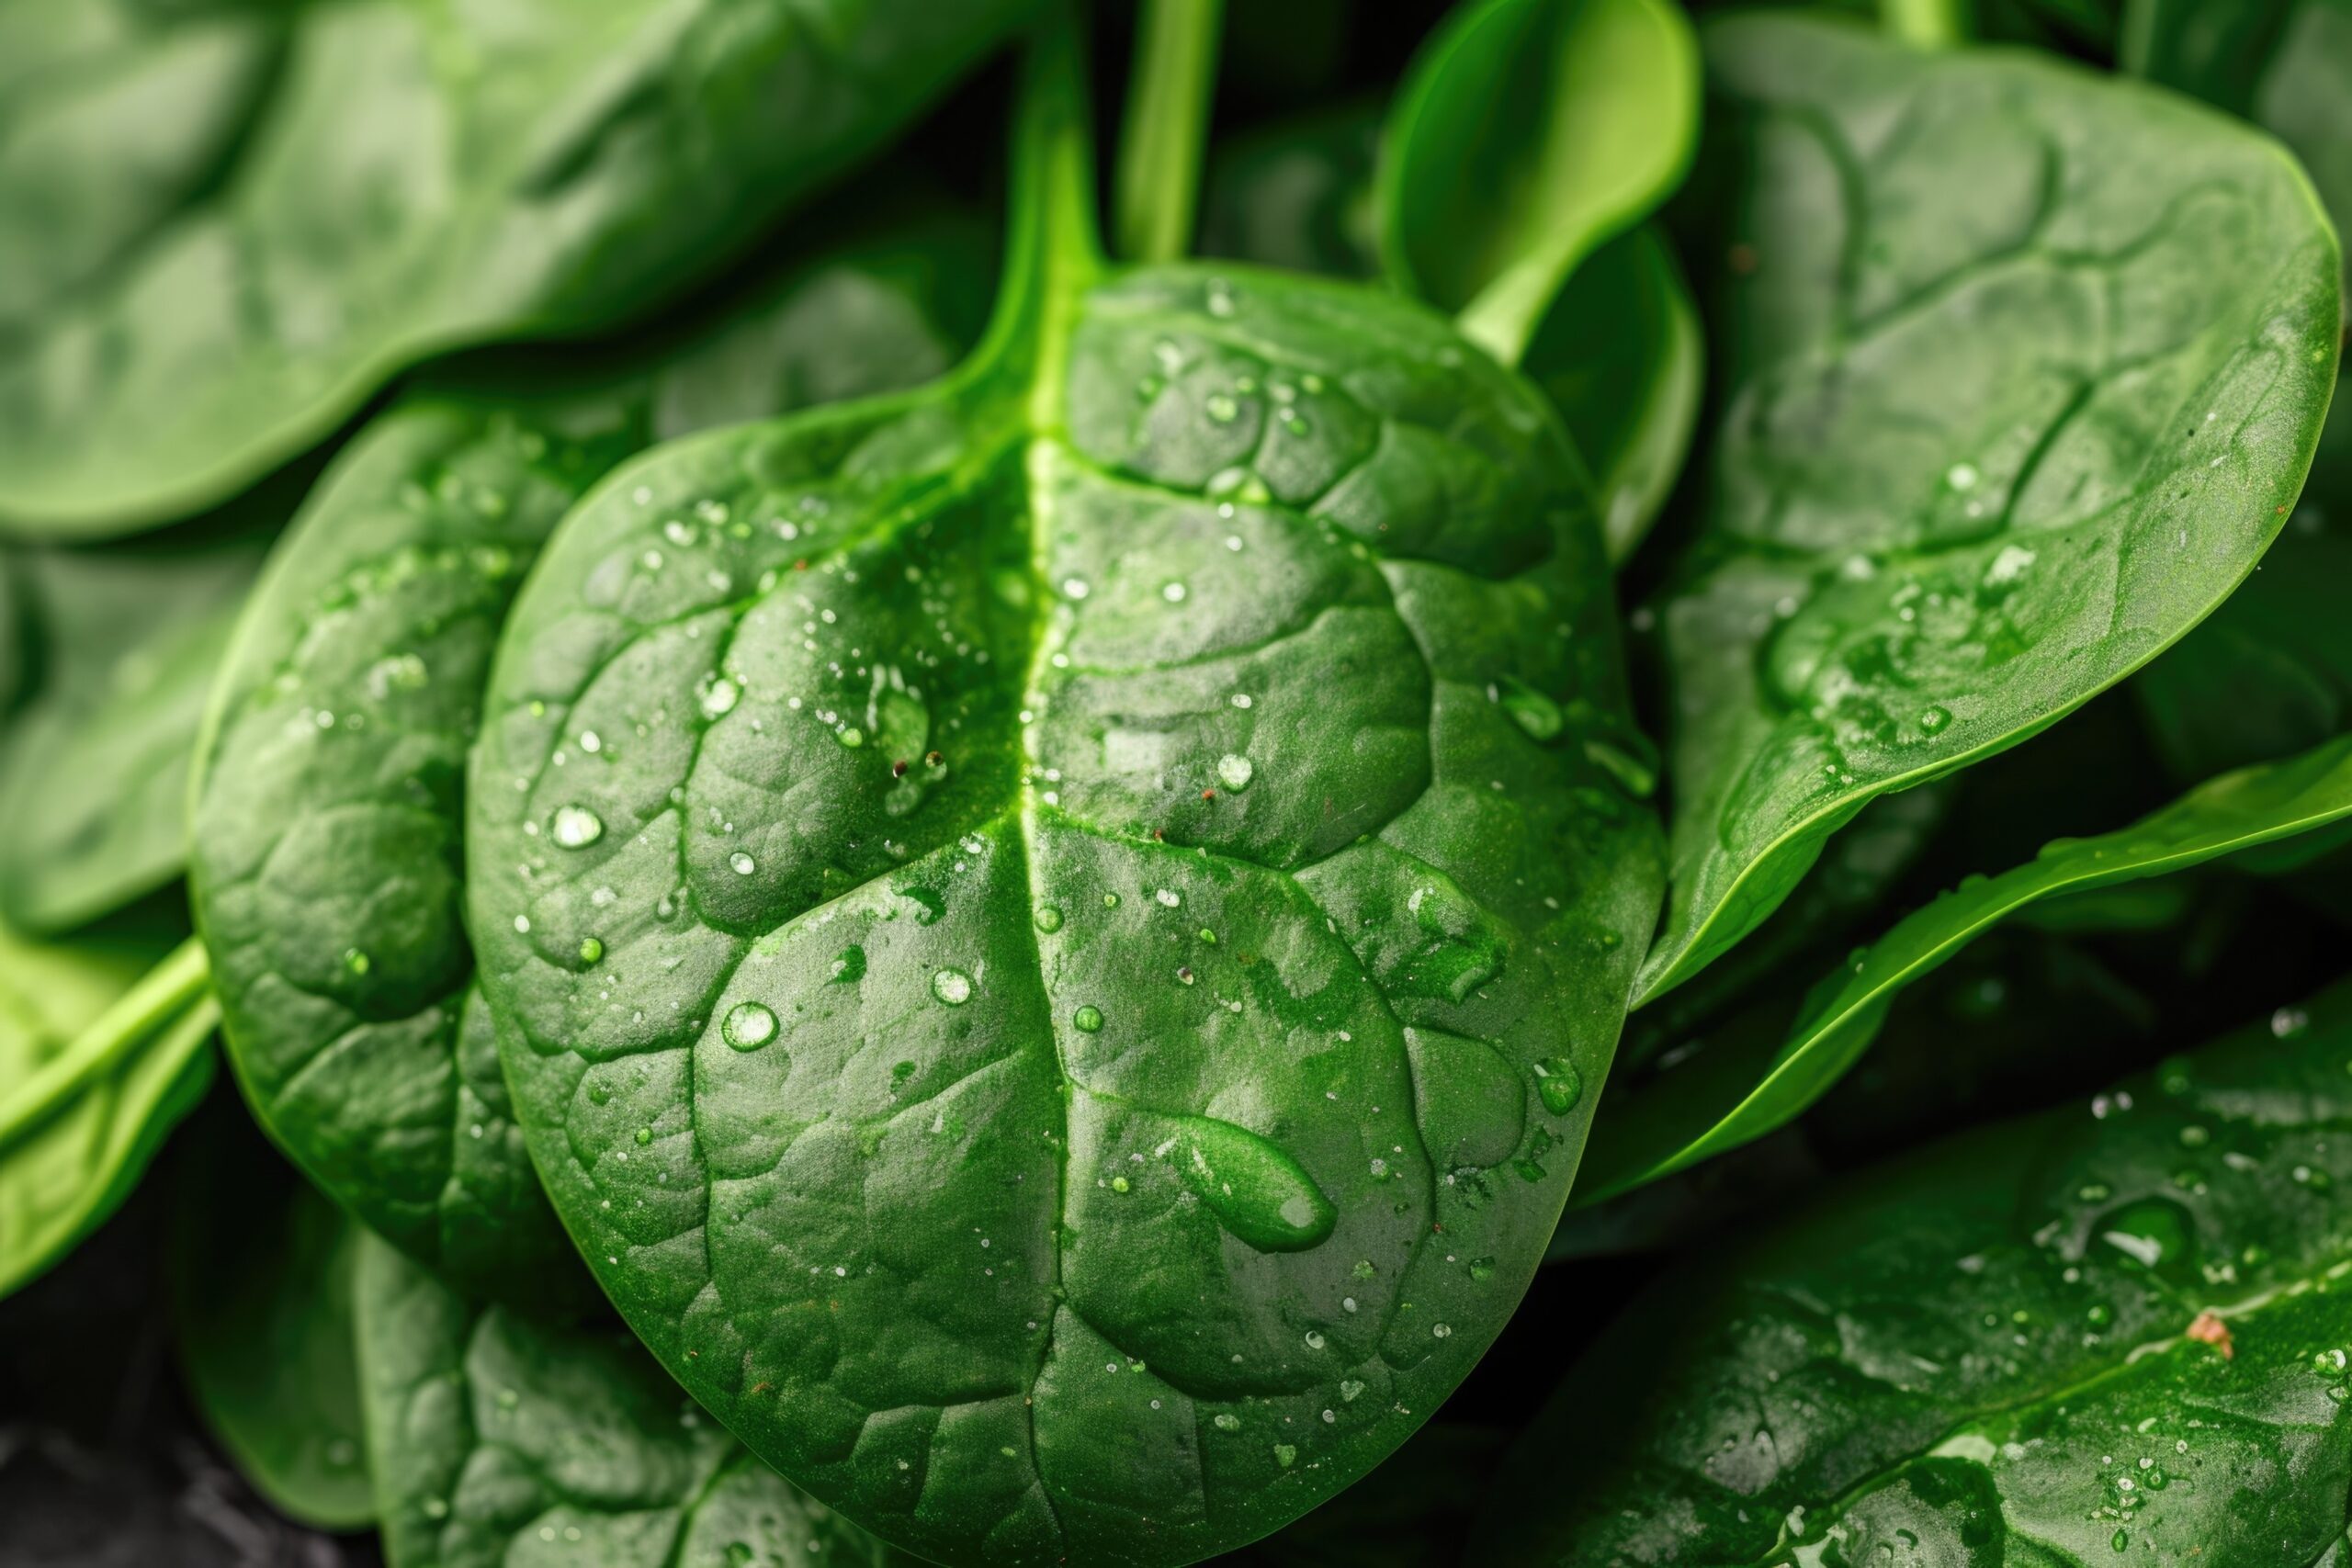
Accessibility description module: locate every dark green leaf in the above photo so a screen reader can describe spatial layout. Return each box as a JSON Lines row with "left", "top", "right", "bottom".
{"left": 1482, "top": 978, "right": 2352, "bottom": 1566}
{"left": 0, "top": 525, "right": 269, "bottom": 933}
{"left": 0, "top": 932, "right": 215, "bottom": 1300}
{"left": 1589, "top": 731, "right": 2352, "bottom": 1196}
{"left": 1379, "top": 0, "right": 1699, "bottom": 364}
{"left": 1198, "top": 108, "right": 1381, "bottom": 282}
{"left": 352, "top": 1232, "right": 895, "bottom": 1568}
{"left": 188, "top": 223, "right": 988, "bottom": 1304}
{"left": 169, "top": 1105, "right": 374, "bottom": 1530}
{"left": 0, "top": 0, "right": 1033, "bottom": 536}
{"left": 466, "top": 45, "right": 1658, "bottom": 1565}
{"left": 1637, "top": 15, "right": 2340, "bottom": 1002}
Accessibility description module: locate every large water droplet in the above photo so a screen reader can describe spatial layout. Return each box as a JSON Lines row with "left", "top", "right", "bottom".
{"left": 700, "top": 676, "right": 741, "bottom": 719}
{"left": 723, "top": 1002, "right": 778, "bottom": 1051}
{"left": 1533, "top": 1057, "right": 1583, "bottom": 1115}
{"left": 1165, "top": 1115, "right": 1337, "bottom": 1253}
{"left": 2098, "top": 1196, "right": 2195, "bottom": 1274}
{"left": 551, "top": 805, "right": 604, "bottom": 849}
{"left": 1216, "top": 753, "right": 1254, "bottom": 792}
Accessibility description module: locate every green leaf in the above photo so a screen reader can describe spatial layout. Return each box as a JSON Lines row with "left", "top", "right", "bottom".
{"left": 0, "top": 0, "right": 1034, "bottom": 536}
{"left": 1198, "top": 108, "right": 1382, "bottom": 282}
{"left": 1114, "top": 0, "right": 1226, "bottom": 265}
{"left": 1480, "top": 979, "right": 2352, "bottom": 1567}
{"left": 0, "top": 932, "right": 216, "bottom": 1300}
{"left": 0, "top": 524, "right": 271, "bottom": 933}
{"left": 466, "top": 30, "right": 1659, "bottom": 1565}
{"left": 352, "top": 1232, "right": 896, "bottom": 1568}
{"left": 1587, "top": 730, "right": 2352, "bottom": 1197}
{"left": 1518, "top": 224, "right": 1702, "bottom": 561}
{"left": 169, "top": 1105, "right": 374, "bottom": 1531}
{"left": 1636, "top": 15, "right": 2341, "bottom": 1003}
{"left": 1379, "top": 0, "right": 1700, "bottom": 367}
{"left": 188, "top": 221, "right": 989, "bottom": 1304}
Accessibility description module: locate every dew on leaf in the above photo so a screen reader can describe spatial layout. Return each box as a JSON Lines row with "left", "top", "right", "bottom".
{"left": 933, "top": 969, "right": 974, "bottom": 1006}
{"left": 1166, "top": 1115, "right": 1337, "bottom": 1252}
{"left": 1533, "top": 1057, "right": 1583, "bottom": 1115}
{"left": 723, "top": 1001, "right": 778, "bottom": 1051}
{"left": 551, "top": 805, "right": 604, "bottom": 849}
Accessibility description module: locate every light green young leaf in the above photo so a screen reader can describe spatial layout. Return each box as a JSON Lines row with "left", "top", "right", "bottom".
{"left": 466, "top": 27, "right": 1658, "bottom": 1564}
{"left": 1380, "top": 0, "right": 1700, "bottom": 366}
{"left": 1484, "top": 980, "right": 2352, "bottom": 1565}
{"left": 188, "top": 222, "right": 989, "bottom": 1305}
{"left": 1637, "top": 15, "right": 2340, "bottom": 1003}
{"left": 353, "top": 1233, "right": 894, "bottom": 1568}
{"left": 1587, "top": 730, "right": 2352, "bottom": 1197}
{"left": 0, "top": 0, "right": 1033, "bottom": 536}
{"left": 0, "top": 932, "right": 216, "bottom": 1300}
{"left": 170, "top": 1109, "right": 374, "bottom": 1530}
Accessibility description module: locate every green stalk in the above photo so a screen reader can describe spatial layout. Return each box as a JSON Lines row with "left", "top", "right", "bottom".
{"left": 0, "top": 935, "right": 211, "bottom": 1145}
{"left": 1114, "top": 0, "right": 1225, "bottom": 264}
{"left": 1882, "top": 0, "right": 1972, "bottom": 48}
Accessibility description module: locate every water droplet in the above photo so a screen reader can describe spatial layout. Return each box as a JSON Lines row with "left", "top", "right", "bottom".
{"left": 831, "top": 946, "right": 866, "bottom": 983}
{"left": 1583, "top": 738, "right": 1658, "bottom": 798}
{"left": 634, "top": 1126, "right": 653, "bottom": 1146}
{"left": 1205, "top": 394, "right": 1239, "bottom": 424}
{"left": 1213, "top": 1413, "right": 1240, "bottom": 1431}
{"left": 2274, "top": 1007, "right": 2311, "bottom": 1039}
{"left": 1534, "top": 1058, "right": 1583, "bottom": 1115}
{"left": 700, "top": 676, "right": 741, "bottom": 718}
{"left": 1035, "top": 904, "right": 1065, "bottom": 932}
{"left": 1161, "top": 581, "right": 1188, "bottom": 603}
{"left": 1074, "top": 1005, "right": 1104, "bottom": 1032}
{"left": 1272, "top": 1443, "right": 1295, "bottom": 1468}
{"left": 551, "top": 805, "right": 604, "bottom": 849}
{"left": 837, "top": 726, "right": 865, "bottom": 749}
{"left": 723, "top": 1002, "right": 779, "bottom": 1051}
{"left": 1154, "top": 888, "right": 1182, "bottom": 908}
{"left": 1164, "top": 1115, "right": 1336, "bottom": 1252}
{"left": 1918, "top": 705, "right": 1951, "bottom": 735}
{"left": 1946, "top": 462, "right": 1981, "bottom": 491}
{"left": 342, "top": 948, "right": 371, "bottom": 976}
{"left": 1111, "top": 1175, "right": 1130, "bottom": 1193}
{"left": 933, "top": 969, "right": 974, "bottom": 1006}
{"left": 1216, "top": 753, "right": 1254, "bottom": 792}
{"left": 1497, "top": 678, "right": 1563, "bottom": 743}
{"left": 579, "top": 937, "right": 604, "bottom": 964}
{"left": 729, "top": 851, "right": 757, "bottom": 875}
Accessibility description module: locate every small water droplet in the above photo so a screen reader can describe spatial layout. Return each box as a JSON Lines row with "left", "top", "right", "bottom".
{"left": 1216, "top": 753, "right": 1254, "bottom": 792}
{"left": 551, "top": 805, "right": 604, "bottom": 849}
{"left": 578, "top": 937, "right": 604, "bottom": 964}
{"left": 1533, "top": 1058, "right": 1583, "bottom": 1115}
{"left": 933, "top": 969, "right": 974, "bottom": 1006}
{"left": 700, "top": 676, "right": 741, "bottom": 718}
{"left": 1074, "top": 1005, "right": 1104, "bottom": 1032}
{"left": 729, "top": 851, "right": 757, "bottom": 875}
{"left": 1035, "top": 904, "right": 1064, "bottom": 932}
{"left": 342, "top": 948, "right": 371, "bottom": 976}
{"left": 2274, "top": 1007, "right": 2311, "bottom": 1039}
{"left": 1919, "top": 705, "right": 1951, "bottom": 735}
{"left": 723, "top": 1001, "right": 779, "bottom": 1051}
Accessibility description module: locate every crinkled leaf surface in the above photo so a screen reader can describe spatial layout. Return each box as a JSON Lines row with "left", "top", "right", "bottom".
{"left": 0, "top": 931, "right": 215, "bottom": 1300}
{"left": 0, "top": 0, "right": 1031, "bottom": 535}
{"left": 1588, "top": 731, "right": 2352, "bottom": 1196}
{"left": 1482, "top": 980, "right": 2352, "bottom": 1566}
{"left": 1637, "top": 15, "right": 2341, "bottom": 1002}
{"left": 189, "top": 228, "right": 985, "bottom": 1304}
{"left": 353, "top": 1233, "right": 894, "bottom": 1568}
{"left": 169, "top": 1108, "right": 374, "bottom": 1530}
{"left": 0, "top": 529, "right": 268, "bottom": 933}
{"left": 467, "top": 81, "right": 1659, "bottom": 1567}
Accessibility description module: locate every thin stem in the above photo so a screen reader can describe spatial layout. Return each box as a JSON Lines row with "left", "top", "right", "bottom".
{"left": 0, "top": 936, "right": 211, "bottom": 1146}
{"left": 1114, "top": 0, "right": 1225, "bottom": 264}
{"left": 1882, "top": 0, "right": 1972, "bottom": 48}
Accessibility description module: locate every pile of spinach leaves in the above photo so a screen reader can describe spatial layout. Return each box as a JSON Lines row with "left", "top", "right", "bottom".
{"left": 7, "top": 0, "right": 2352, "bottom": 1562}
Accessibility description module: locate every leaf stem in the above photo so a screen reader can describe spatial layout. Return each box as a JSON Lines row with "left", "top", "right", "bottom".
{"left": 1114, "top": 0, "right": 1225, "bottom": 264}
{"left": 1882, "top": 0, "right": 1972, "bottom": 48}
{"left": 0, "top": 935, "right": 211, "bottom": 1147}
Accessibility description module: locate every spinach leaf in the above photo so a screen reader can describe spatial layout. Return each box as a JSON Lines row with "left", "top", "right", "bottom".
{"left": 465, "top": 34, "right": 1659, "bottom": 1565}
{"left": 169, "top": 1105, "right": 374, "bottom": 1530}
{"left": 1198, "top": 109, "right": 1382, "bottom": 282}
{"left": 1379, "top": 0, "right": 1700, "bottom": 365}
{"left": 0, "top": 0, "right": 1032, "bottom": 536}
{"left": 1519, "top": 224, "right": 1703, "bottom": 562}
{"left": 0, "top": 932, "right": 215, "bottom": 1300}
{"left": 353, "top": 1233, "right": 893, "bottom": 1568}
{"left": 1586, "top": 729, "right": 2352, "bottom": 1197}
{"left": 188, "top": 223, "right": 988, "bottom": 1303}
{"left": 1481, "top": 979, "right": 2352, "bottom": 1567}
{"left": 0, "top": 525, "right": 270, "bottom": 934}
{"left": 1635, "top": 14, "right": 2341, "bottom": 1003}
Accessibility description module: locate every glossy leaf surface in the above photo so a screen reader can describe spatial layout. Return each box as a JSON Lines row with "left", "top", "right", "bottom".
{"left": 170, "top": 1109, "right": 374, "bottom": 1529}
{"left": 0, "top": 0, "right": 1031, "bottom": 535}
{"left": 1638, "top": 15, "right": 2340, "bottom": 1002}
{"left": 1380, "top": 0, "right": 1700, "bottom": 364}
{"left": 0, "top": 932, "right": 216, "bottom": 1300}
{"left": 189, "top": 228, "right": 986, "bottom": 1303}
{"left": 1484, "top": 980, "right": 2352, "bottom": 1565}
{"left": 1589, "top": 731, "right": 2352, "bottom": 1196}
{"left": 353, "top": 1234, "right": 893, "bottom": 1568}
{"left": 0, "top": 530, "right": 268, "bottom": 933}
{"left": 467, "top": 60, "right": 1659, "bottom": 1566}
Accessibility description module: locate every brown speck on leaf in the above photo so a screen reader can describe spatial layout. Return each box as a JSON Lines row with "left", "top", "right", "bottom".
{"left": 1151, "top": 829, "right": 1165, "bottom": 841}
{"left": 751, "top": 1381, "right": 775, "bottom": 1395}
{"left": 1728, "top": 243, "right": 1759, "bottom": 275}
{"left": 2186, "top": 1310, "right": 2233, "bottom": 1359}
{"left": 1201, "top": 789, "right": 1216, "bottom": 801}
{"left": 892, "top": 760, "right": 910, "bottom": 777}
{"left": 793, "top": 558, "right": 808, "bottom": 571}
